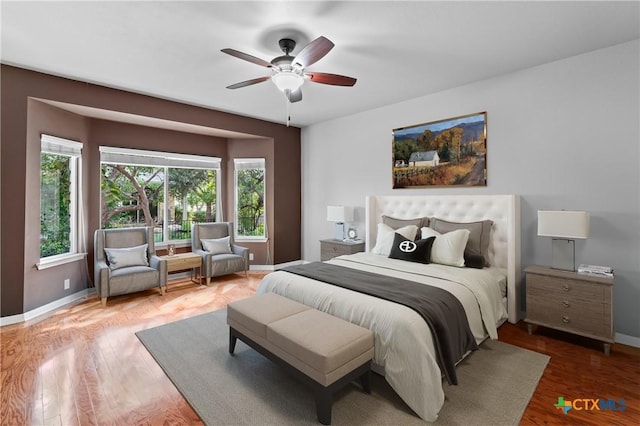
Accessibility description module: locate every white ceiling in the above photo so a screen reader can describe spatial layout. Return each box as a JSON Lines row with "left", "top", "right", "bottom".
{"left": 2, "top": 1, "right": 639, "bottom": 129}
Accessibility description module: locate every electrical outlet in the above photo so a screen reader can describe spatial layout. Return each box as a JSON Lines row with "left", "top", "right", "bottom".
{"left": 64, "top": 278, "right": 70, "bottom": 290}
{"left": 249, "top": 253, "right": 254, "bottom": 261}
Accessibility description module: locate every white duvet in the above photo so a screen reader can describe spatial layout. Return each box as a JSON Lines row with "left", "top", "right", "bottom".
{"left": 256, "top": 252, "right": 508, "bottom": 422}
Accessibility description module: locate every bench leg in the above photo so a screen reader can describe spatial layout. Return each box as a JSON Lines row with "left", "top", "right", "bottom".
{"left": 315, "top": 390, "right": 332, "bottom": 425}
{"left": 229, "top": 330, "right": 238, "bottom": 354}
{"left": 360, "top": 370, "right": 371, "bottom": 394}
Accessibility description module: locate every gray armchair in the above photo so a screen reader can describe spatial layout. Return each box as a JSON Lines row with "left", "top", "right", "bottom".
{"left": 192, "top": 222, "right": 249, "bottom": 285}
{"left": 94, "top": 226, "right": 167, "bottom": 306}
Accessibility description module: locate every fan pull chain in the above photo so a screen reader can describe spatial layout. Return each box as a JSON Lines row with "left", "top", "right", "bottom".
{"left": 285, "top": 91, "right": 291, "bottom": 127}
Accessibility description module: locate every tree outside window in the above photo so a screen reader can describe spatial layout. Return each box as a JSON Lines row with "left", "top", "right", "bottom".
{"left": 100, "top": 150, "right": 219, "bottom": 243}
{"left": 235, "top": 159, "right": 265, "bottom": 239}
{"left": 40, "top": 153, "right": 72, "bottom": 257}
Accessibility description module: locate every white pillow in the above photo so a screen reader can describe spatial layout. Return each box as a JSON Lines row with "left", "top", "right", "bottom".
{"left": 104, "top": 244, "right": 149, "bottom": 270}
{"left": 201, "top": 236, "right": 232, "bottom": 255}
{"left": 420, "top": 227, "right": 470, "bottom": 267}
{"left": 371, "top": 223, "right": 418, "bottom": 256}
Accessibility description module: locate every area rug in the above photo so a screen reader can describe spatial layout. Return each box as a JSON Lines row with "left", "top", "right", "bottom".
{"left": 136, "top": 309, "right": 549, "bottom": 425}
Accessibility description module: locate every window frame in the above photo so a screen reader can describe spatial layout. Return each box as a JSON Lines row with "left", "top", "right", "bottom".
{"left": 234, "top": 158, "right": 267, "bottom": 241}
{"left": 37, "top": 135, "right": 84, "bottom": 270}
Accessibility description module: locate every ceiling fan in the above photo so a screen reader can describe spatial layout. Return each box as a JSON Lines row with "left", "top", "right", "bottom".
{"left": 222, "top": 36, "right": 357, "bottom": 103}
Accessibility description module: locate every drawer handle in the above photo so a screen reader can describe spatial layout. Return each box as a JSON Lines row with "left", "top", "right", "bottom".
{"left": 562, "top": 301, "right": 570, "bottom": 308}
{"left": 562, "top": 285, "right": 570, "bottom": 292}
{"left": 562, "top": 315, "right": 570, "bottom": 323}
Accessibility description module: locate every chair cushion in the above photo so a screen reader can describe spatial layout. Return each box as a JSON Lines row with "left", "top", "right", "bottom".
{"left": 109, "top": 265, "right": 159, "bottom": 295}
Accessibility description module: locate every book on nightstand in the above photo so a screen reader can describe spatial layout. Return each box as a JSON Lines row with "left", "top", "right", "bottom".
{"left": 578, "top": 264, "right": 614, "bottom": 278}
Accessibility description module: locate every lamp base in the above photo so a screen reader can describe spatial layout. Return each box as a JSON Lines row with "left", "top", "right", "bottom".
{"left": 551, "top": 238, "right": 575, "bottom": 271}
{"left": 334, "top": 222, "right": 345, "bottom": 240}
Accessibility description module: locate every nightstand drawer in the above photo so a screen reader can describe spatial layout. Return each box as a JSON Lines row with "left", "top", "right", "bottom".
{"left": 526, "top": 293, "right": 611, "bottom": 336}
{"left": 527, "top": 274, "right": 605, "bottom": 301}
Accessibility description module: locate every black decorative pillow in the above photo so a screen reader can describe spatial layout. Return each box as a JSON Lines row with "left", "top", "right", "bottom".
{"left": 388, "top": 233, "right": 435, "bottom": 264}
{"left": 464, "top": 253, "right": 485, "bottom": 269}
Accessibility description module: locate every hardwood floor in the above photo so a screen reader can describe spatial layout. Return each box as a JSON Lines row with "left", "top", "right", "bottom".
{"left": 1, "top": 273, "right": 639, "bottom": 425}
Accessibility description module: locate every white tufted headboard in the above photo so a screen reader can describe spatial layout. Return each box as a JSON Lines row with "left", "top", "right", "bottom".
{"left": 365, "top": 194, "right": 521, "bottom": 323}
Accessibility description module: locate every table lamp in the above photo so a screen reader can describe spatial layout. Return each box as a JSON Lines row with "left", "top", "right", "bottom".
{"left": 327, "top": 206, "right": 354, "bottom": 240}
{"left": 537, "top": 210, "right": 590, "bottom": 271}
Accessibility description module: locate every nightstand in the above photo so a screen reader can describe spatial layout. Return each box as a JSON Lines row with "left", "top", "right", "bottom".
{"left": 320, "top": 239, "right": 365, "bottom": 261}
{"left": 524, "top": 265, "right": 614, "bottom": 355}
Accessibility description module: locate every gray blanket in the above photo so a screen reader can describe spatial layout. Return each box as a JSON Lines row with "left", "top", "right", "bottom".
{"left": 282, "top": 262, "right": 477, "bottom": 385}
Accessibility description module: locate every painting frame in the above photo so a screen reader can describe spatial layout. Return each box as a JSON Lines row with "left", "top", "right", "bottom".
{"left": 392, "top": 112, "right": 487, "bottom": 189}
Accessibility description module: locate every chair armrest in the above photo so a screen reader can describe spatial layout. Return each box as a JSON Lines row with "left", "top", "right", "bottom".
{"left": 232, "top": 245, "right": 250, "bottom": 270}
{"left": 194, "top": 249, "right": 213, "bottom": 276}
{"left": 150, "top": 255, "right": 167, "bottom": 286}
{"left": 94, "top": 260, "right": 110, "bottom": 298}
{"left": 232, "top": 245, "right": 249, "bottom": 257}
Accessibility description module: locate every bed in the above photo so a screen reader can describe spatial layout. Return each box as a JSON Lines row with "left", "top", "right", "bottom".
{"left": 257, "top": 194, "right": 521, "bottom": 421}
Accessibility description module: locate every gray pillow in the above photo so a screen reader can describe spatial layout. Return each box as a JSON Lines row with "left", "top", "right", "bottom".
{"left": 201, "top": 236, "right": 232, "bottom": 255}
{"left": 104, "top": 243, "right": 149, "bottom": 270}
{"left": 382, "top": 215, "right": 430, "bottom": 239}
{"left": 382, "top": 215, "right": 430, "bottom": 229}
{"left": 430, "top": 218, "right": 493, "bottom": 266}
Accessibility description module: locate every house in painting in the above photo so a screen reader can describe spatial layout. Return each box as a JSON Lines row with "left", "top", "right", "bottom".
{"left": 409, "top": 151, "right": 440, "bottom": 167}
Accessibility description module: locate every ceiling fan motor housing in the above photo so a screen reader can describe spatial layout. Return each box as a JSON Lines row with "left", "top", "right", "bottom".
{"left": 278, "top": 38, "right": 296, "bottom": 55}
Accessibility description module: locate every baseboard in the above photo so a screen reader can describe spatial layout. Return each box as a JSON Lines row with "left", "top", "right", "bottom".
{"left": 250, "top": 259, "right": 307, "bottom": 271}
{"left": 0, "top": 288, "right": 94, "bottom": 327}
{"left": 615, "top": 332, "right": 640, "bottom": 348}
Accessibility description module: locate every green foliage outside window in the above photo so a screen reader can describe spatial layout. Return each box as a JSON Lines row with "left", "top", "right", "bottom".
{"left": 236, "top": 168, "right": 265, "bottom": 237}
{"left": 40, "top": 153, "right": 71, "bottom": 257}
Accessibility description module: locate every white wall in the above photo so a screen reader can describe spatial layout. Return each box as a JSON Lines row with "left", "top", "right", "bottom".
{"left": 301, "top": 40, "right": 640, "bottom": 340}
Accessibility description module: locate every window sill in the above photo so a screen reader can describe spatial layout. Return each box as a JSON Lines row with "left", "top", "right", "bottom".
{"left": 36, "top": 253, "right": 87, "bottom": 270}
{"left": 235, "top": 238, "right": 268, "bottom": 243}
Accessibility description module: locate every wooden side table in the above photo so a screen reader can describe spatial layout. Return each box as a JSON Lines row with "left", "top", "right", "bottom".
{"left": 320, "top": 239, "right": 365, "bottom": 261}
{"left": 160, "top": 252, "right": 202, "bottom": 285}
{"left": 524, "top": 265, "right": 614, "bottom": 355}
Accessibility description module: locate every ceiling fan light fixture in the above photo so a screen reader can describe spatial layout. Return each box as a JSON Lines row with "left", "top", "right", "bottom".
{"left": 272, "top": 72, "right": 304, "bottom": 93}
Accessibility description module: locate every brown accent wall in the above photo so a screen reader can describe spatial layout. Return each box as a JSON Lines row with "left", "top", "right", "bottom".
{"left": 227, "top": 138, "right": 276, "bottom": 265}
{"left": 23, "top": 100, "right": 90, "bottom": 311}
{"left": 0, "top": 64, "right": 301, "bottom": 317}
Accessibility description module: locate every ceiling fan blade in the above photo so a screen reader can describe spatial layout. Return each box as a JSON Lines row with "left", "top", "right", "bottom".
{"left": 221, "top": 48, "right": 273, "bottom": 68}
{"left": 307, "top": 72, "right": 357, "bottom": 87}
{"left": 226, "top": 76, "right": 270, "bottom": 89}
{"left": 286, "top": 88, "right": 302, "bottom": 103}
{"left": 292, "top": 36, "right": 334, "bottom": 68}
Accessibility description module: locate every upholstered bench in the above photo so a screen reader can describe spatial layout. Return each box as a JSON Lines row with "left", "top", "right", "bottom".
{"left": 227, "top": 293, "right": 374, "bottom": 425}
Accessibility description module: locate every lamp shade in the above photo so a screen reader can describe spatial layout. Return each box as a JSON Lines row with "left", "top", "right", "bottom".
{"left": 272, "top": 72, "right": 304, "bottom": 92}
{"left": 327, "top": 206, "right": 354, "bottom": 223}
{"left": 537, "top": 210, "right": 590, "bottom": 239}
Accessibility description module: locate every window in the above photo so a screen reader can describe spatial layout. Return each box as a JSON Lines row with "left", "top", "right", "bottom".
{"left": 234, "top": 158, "right": 266, "bottom": 239}
{"left": 40, "top": 135, "right": 82, "bottom": 260}
{"left": 100, "top": 147, "right": 221, "bottom": 243}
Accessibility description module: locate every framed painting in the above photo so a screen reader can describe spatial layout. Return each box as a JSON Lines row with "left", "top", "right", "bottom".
{"left": 392, "top": 112, "right": 487, "bottom": 188}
